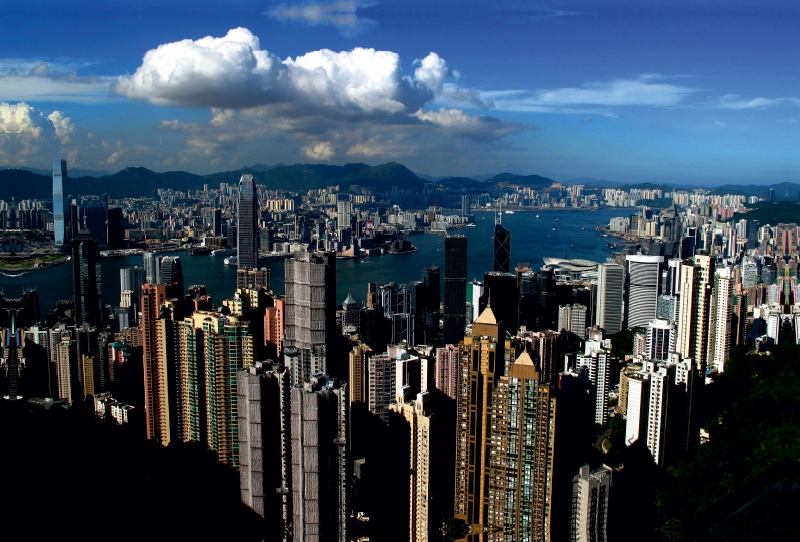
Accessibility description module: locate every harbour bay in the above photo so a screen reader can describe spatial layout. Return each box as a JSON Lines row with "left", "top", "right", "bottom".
{"left": 0, "top": 209, "right": 625, "bottom": 313}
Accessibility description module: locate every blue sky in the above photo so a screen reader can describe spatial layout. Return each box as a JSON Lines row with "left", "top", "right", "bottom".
{"left": 1, "top": 0, "right": 799, "bottom": 185}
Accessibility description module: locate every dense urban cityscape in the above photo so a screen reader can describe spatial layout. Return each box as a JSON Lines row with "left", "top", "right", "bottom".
{"left": 4, "top": 1, "right": 800, "bottom": 540}
{"left": 1, "top": 157, "right": 798, "bottom": 540}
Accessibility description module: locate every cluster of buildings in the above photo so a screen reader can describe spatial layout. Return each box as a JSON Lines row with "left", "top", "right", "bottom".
{"left": 3, "top": 159, "right": 800, "bottom": 541}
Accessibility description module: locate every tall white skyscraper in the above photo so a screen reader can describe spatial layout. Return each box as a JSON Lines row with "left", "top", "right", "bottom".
{"left": 708, "top": 266, "right": 734, "bottom": 373}
{"left": 626, "top": 255, "right": 664, "bottom": 328}
{"left": 237, "top": 174, "right": 258, "bottom": 272}
{"left": 677, "top": 254, "right": 714, "bottom": 369}
{"left": 53, "top": 159, "right": 67, "bottom": 248}
{"left": 596, "top": 261, "right": 624, "bottom": 334}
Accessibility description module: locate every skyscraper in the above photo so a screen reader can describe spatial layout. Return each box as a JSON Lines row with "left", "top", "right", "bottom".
{"left": 480, "top": 271, "right": 518, "bottom": 334}
{"left": 177, "top": 310, "right": 254, "bottom": 464}
{"left": 390, "top": 391, "right": 438, "bottom": 542}
{"left": 677, "top": 254, "right": 714, "bottom": 370}
{"left": 708, "top": 266, "right": 734, "bottom": 373}
{"left": 237, "top": 362, "right": 293, "bottom": 539}
{"left": 143, "top": 251, "right": 160, "bottom": 285}
{"left": 159, "top": 256, "right": 184, "bottom": 294}
{"left": 646, "top": 318, "right": 676, "bottom": 361}
{"left": 284, "top": 251, "right": 336, "bottom": 385}
{"left": 213, "top": 208, "right": 222, "bottom": 237}
{"left": 71, "top": 231, "right": 103, "bottom": 328}
{"left": 1, "top": 310, "right": 23, "bottom": 400}
{"left": 454, "top": 306, "right": 508, "bottom": 535}
{"left": 291, "top": 374, "right": 348, "bottom": 542}
{"left": 492, "top": 216, "right": 511, "bottom": 274}
{"left": 53, "top": 159, "right": 67, "bottom": 248}
{"left": 120, "top": 266, "right": 146, "bottom": 322}
{"left": 238, "top": 174, "right": 258, "bottom": 272}
{"left": 461, "top": 194, "right": 470, "bottom": 218}
{"left": 492, "top": 350, "right": 557, "bottom": 541}
{"left": 141, "top": 284, "right": 173, "bottom": 445}
{"left": 571, "top": 465, "right": 614, "bottom": 542}
{"left": 625, "top": 255, "right": 664, "bottom": 328}
{"left": 596, "top": 262, "right": 624, "bottom": 335}
{"left": 443, "top": 235, "right": 467, "bottom": 345}
{"left": 434, "top": 344, "right": 459, "bottom": 401}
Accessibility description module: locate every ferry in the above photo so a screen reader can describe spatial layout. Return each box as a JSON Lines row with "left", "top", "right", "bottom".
{"left": 504, "top": 210, "right": 514, "bottom": 215}
{"left": 224, "top": 256, "right": 238, "bottom": 266}
{"left": 211, "top": 248, "right": 236, "bottom": 257}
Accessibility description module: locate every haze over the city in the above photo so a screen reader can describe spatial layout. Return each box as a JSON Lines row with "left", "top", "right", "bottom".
{"left": 2, "top": 0, "right": 799, "bottom": 184}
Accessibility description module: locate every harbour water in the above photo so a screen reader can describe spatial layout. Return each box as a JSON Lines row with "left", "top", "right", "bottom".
{"left": 1, "top": 209, "right": 625, "bottom": 313}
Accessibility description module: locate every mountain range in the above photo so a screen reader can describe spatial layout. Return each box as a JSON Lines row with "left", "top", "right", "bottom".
{"left": 0, "top": 162, "right": 559, "bottom": 201}
{"left": 1, "top": 161, "right": 798, "bottom": 202}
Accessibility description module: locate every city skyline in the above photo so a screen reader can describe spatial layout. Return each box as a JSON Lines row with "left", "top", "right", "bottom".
{"left": 1, "top": 1, "right": 799, "bottom": 185}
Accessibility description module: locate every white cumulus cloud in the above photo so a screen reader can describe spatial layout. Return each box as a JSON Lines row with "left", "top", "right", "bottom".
{"left": 267, "top": 1, "right": 377, "bottom": 37}
{"left": 114, "top": 27, "right": 490, "bottom": 116}
{"left": 304, "top": 141, "right": 336, "bottom": 160}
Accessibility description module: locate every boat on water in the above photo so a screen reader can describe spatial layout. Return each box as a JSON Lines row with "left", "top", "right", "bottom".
{"left": 224, "top": 256, "right": 238, "bottom": 266}
{"left": 554, "top": 218, "right": 559, "bottom": 222}
{"left": 552, "top": 227, "right": 556, "bottom": 231}
{"left": 211, "top": 248, "right": 236, "bottom": 257}
{"left": 607, "top": 242, "right": 620, "bottom": 249}
{"left": 536, "top": 215, "right": 540, "bottom": 218}
{"left": 188, "top": 247, "right": 212, "bottom": 256}
{"left": 465, "top": 223, "right": 477, "bottom": 227}
{"left": 504, "top": 210, "right": 514, "bottom": 214}
{"left": 0, "top": 272, "right": 28, "bottom": 278}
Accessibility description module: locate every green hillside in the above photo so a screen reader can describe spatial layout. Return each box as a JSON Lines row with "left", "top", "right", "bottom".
{"left": 725, "top": 201, "right": 800, "bottom": 224}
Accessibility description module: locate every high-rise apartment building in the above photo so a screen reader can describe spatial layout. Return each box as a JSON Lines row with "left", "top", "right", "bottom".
{"left": 576, "top": 345, "right": 613, "bottom": 426}
{"left": 626, "top": 255, "right": 664, "bottom": 328}
{"left": 454, "top": 306, "right": 509, "bottom": 538}
{"left": 237, "top": 362, "right": 292, "bottom": 539}
{"left": 558, "top": 304, "right": 588, "bottom": 340}
{"left": 348, "top": 343, "right": 371, "bottom": 406}
{"left": 708, "top": 266, "right": 734, "bottom": 373}
{"left": 284, "top": 251, "right": 336, "bottom": 385}
{"left": 491, "top": 350, "right": 557, "bottom": 541}
{"left": 238, "top": 174, "right": 259, "bottom": 272}
{"left": 367, "top": 352, "right": 395, "bottom": 424}
{"left": 434, "top": 344, "right": 459, "bottom": 401}
{"left": 141, "top": 284, "right": 173, "bottom": 445}
{"left": 596, "top": 262, "right": 624, "bottom": 334}
{"left": 676, "top": 254, "right": 714, "bottom": 370}
{"left": 570, "top": 465, "right": 614, "bottom": 542}
{"left": 53, "top": 159, "right": 67, "bottom": 248}
{"left": 291, "top": 374, "right": 348, "bottom": 542}
{"left": 390, "top": 391, "right": 437, "bottom": 542}
{"left": 177, "top": 310, "right": 254, "bottom": 465}
{"left": 443, "top": 236, "right": 467, "bottom": 345}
